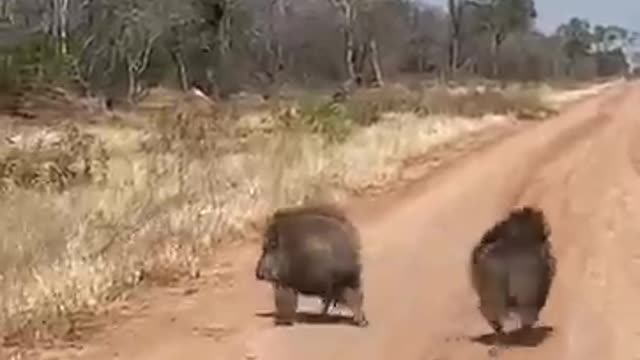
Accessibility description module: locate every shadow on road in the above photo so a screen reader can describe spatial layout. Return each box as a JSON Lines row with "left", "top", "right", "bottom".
{"left": 255, "top": 310, "right": 356, "bottom": 326}
{"left": 469, "top": 325, "right": 554, "bottom": 348}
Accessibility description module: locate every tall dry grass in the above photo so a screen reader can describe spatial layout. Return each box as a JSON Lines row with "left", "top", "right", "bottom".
{"left": 0, "top": 82, "right": 594, "bottom": 344}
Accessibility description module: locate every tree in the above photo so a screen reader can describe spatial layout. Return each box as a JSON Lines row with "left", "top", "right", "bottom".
{"left": 404, "top": 4, "right": 448, "bottom": 74}
{"left": 468, "top": 0, "right": 537, "bottom": 77}
{"left": 0, "top": 0, "right": 631, "bottom": 102}
{"left": 79, "top": 0, "right": 184, "bottom": 101}
{"left": 593, "top": 24, "right": 605, "bottom": 52}
{"left": 447, "top": 0, "right": 464, "bottom": 78}
{"left": 328, "top": 0, "right": 383, "bottom": 91}
{"left": 602, "top": 25, "right": 628, "bottom": 52}
{"left": 556, "top": 17, "right": 593, "bottom": 77}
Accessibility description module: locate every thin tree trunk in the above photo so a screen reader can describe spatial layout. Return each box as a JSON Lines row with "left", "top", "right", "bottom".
{"left": 171, "top": 50, "right": 189, "bottom": 91}
{"left": 59, "top": 0, "right": 68, "bottom": 55}
{"left": 1, "top": 0, "right": 14, "bottom": 22}
{"left": 51, "top": 0, "right": 59, "bottom": 48}
{"left": 329, "top": 0, "right": 358, "bottom": 88}
{"left": 354, "top": 42, "right": 367, "bottom": 84}
{"left": 368, "top": 39, "right": 383, "bottom": 87}
{"left": 490, "top": 35, "right": 498, "bottom": 78}
{"left": 217, "top": 3, "right": 232, "bottom": 60}
{"left": 267, "top": 0, "right": 286, "bottom": 87}
{"left": 126, "top": 57, "right": 136, "bottom": 103}
{"left": 0, "top": 0, "right": 15, "bottom": 85}
{"left": 447, "top": 0, "right": 461, "bottom": 79}
{"left": 449, "top": 35, "right": 459, "bottom": 77}
{"left": 343, "top": 6, "right": 357, "bottom": 86}
{"left": 490, "top": 32, "right": 504, "bottom": 78}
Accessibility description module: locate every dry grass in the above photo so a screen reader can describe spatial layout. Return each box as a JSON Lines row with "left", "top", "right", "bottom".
{"left": 0, "top": 123, "right": 109, "bottom": 193}
{"left": 0, "top": 81, "right": 601, "bottom": 345}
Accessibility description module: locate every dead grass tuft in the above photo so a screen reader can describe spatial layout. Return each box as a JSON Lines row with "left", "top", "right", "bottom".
{"left": 289, "top": 84, "right": 556, "bottom": 143}
{"left": 419, "top": 87, "right": 557, "bottom": 119}
{"left": 0, "top": 123, "right": 109, "bottom": 193}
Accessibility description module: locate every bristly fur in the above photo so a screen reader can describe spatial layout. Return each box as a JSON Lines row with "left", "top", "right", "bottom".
{"left": 272, "top": 203, "right": 351, "bottom": 224}
{"left": 256, "top": 202, "right": 369, "bottom": 327}
{"left": 469, "top": 205, "right": 557, "bottom": 332}
{"left": 472, "top": 206, "right": 551, "bottom": 261}
{"left": 265, "top": 203, "right": 361, "bottom": 251}
{"left": 471, "top": 206, "right": 556, "bottom": 280}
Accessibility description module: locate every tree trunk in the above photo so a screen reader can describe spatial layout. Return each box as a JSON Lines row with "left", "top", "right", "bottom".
{"left": 0, "top": 0, "right": 14, "bottom": 84}
{"left": 48, "top": 0, "right": 68, "bottom": 56}
{"left": 266, "top": 0, "right": 286, "bottom": 88}
{"left": 448, "top": 35, "right": 459, "bottom": 77}
{"left": 490, "top": 36, "right": 497, "bottom": 78}
{"left": 343, "top": 5, "right": 357, "bottom": 87}
{"left": 1, "top": 0, "right": 14, "bottom": 22}
{"left": 354, "top": 42, "right": 367, "bottom": 84}
{"left": 329, "top": 0, "right": 358, "bottom": 89}
{"left": 59, "top": 0, "right": 69, "bottom": 55}
{"left": 51, "top": 0, "right": 59, "bottom": 46}
{"left": 447, "top": 0, "right": 461, "bottom": 79}
{"left": 490, "top": 32, "right": 503, "bottom": 79}
{"left": 171, "top": 50, "right": 189, "bottom": 91}
{"left": 217, "top": 3, "right": 232, "bottom": 60}
{"left": 125, "top": 57, "right": 136, "bottom": 103}
{"left": 368, "top": 39, "right": 383, "bottom": 87}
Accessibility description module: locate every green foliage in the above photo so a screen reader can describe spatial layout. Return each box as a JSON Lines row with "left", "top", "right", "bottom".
{"left": 557, "top": 17, "right": 593, "bottom": 60}
{"left": 555, "top": 18, "right": 630, "bottom": 77}
{"left": 468, "top": 0, "right": 537, "bottom": 39}
{"left": 291, "top": 87, "right": 422, "bottom": 143}
{"left": 0, "top": 35, "right": 77, "bottom": 91}
{"left": 297, "top": 99, "right": 355, "bottom": 144}
{"left": 0, "top": 0, "right": 628, "bottom": 102}
{"left": 421, "top": 88, "right": 553, "bottom": 119}
{"left": 277, "top": 85, "right": 553, "bottom": 144}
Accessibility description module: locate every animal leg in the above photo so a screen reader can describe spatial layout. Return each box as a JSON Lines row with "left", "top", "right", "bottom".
{"left": 274, "top": 285, "right": 298, "bottom": 326}
{"left": 342, "top": 287, "right": 368, "bottom": 327}
{"left": 321, "top": 297, "right": 337, "bottom": 315}
{"left": 516, "top": 305, "right": 539, "bottom": 331}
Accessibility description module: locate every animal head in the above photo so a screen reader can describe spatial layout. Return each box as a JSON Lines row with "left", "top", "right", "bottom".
{"left": 507, "top": 206, "right": 551, "bottom": 243}
{"left": 255, "top": 221, "right": 281, "bottom": 282}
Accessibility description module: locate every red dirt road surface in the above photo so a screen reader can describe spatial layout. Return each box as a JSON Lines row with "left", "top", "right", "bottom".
{"left": 14, "top": 80, "right": 640, "bottom": 360}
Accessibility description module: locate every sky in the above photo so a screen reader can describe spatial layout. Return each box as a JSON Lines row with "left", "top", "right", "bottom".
{"left": 423, "top": 0, "right": 640, "bottom": 34}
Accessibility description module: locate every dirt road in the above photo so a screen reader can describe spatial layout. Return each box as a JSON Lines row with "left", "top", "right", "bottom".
{"left": 20, "top": 80, "right": 640, "bottom": 360}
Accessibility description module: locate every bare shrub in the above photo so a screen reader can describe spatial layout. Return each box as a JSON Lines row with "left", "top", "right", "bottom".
{"left": 0, "top": 123, "right": 109, "bottom": 194}
{"left": 421, "top": 87, "right": 556, "bottom": 120}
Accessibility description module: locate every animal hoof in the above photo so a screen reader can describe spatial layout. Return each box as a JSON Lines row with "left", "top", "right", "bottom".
{"left": 274, "top": 318, "right": 294, "bottom": 326}
{"left": 354, "top": 316, "right": 369, "bottom": 327}
{"left": 488, "top": 346, "right": 501, "bottom": 357}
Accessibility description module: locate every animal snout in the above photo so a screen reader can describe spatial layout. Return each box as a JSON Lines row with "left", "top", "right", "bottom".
{"left": 255, "top": 263, "right": 266, "bottom": 280}
{"left": 255, "top": 256, "right": 274, "bottom": 281}
{"left": 255, "top": 257, "right": 265, "bottom": 280}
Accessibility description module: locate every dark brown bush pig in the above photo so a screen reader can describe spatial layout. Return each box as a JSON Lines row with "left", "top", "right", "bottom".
{"left": 255, "top": 204, "right": 368, "bottom": 327}
{"left": 469, "top": 206, "right": 556, "bottom": 335}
